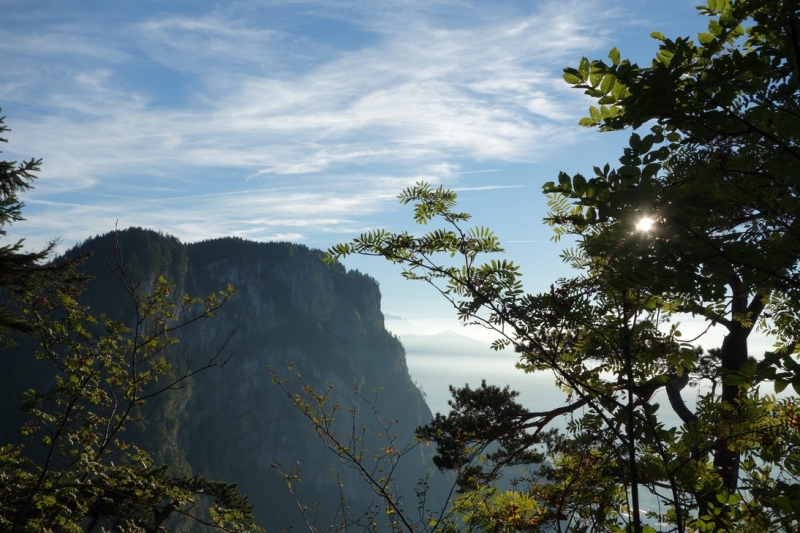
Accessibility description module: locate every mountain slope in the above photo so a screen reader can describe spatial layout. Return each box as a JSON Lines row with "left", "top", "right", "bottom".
{"left": 0, "top": 228, "right": 446, "bottom": 531}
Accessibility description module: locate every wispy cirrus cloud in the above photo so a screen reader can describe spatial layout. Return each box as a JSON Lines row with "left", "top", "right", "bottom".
{"left": 1, "top": 0, "right": 642, "bottom": 252}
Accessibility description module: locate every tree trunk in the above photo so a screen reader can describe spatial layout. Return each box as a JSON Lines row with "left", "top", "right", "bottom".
{"left": 714, "top": 324, "right": 748, "bottom": 492}
{"left": 713, "top": 280, "right": 764, "bottom": 493}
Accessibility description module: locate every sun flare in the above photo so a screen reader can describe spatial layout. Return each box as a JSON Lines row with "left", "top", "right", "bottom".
{"left": 635, "top": 217, "right": 655, "bottom": 232}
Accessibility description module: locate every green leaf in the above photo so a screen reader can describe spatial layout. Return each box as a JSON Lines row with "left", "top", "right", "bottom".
{"left": 651, "top": 31, "right": 666, "bottom": 41}
{"left": 756, "top": 366, "right": 777, "bottom": 380}
{"left": 775, "top": 380, "right": 789, "bottom": 394}
{"left": 608, "top": 47, "right": 620, "bottom": 65}
{"left": 558, "top": 172, "right": 572, "bottom": 190}
{"left": 629, "top": 133, "right": 642, "bottom": 151}
{"left": 578, "top": 57, "right": 590, "bottom": 78}
{"left": 639, "top": 135, "right": 655, "bottom": 154}
{"left": 600, "top": 74, "right": 616, "bottom": 94}
{"left": 773, "top": 495, "right": 793, "bottom": 513}
{"left": 611, "top": 81, "right": 627, "bottom": 100}
{"left": 723, "top": 374, "right": 747, "bottom": 386}
{"left": 657, "top": 49, "right": 673, "bottom": 66}
{"left": 719, "top": 7, "right": 735, "bottom": 26}
{"left": 563, "top": 71, "right": 582, "bottom": 85}
{"left": 619, "top": 165, "right": 640, "bottom": 178}
{"left": 740, "top": 358, "right": 757, "bottom": 377}
{"left": 698, "top": 32, "right": 715, "bottom": 44}
{"left": 589, "top": 106, "right": 601, "bottom": 122}
{"left": 642, "top": 163, "right": 661, "bottom": 180}
{"left": 573, "top": 174, "right": 587, "bottom": 195}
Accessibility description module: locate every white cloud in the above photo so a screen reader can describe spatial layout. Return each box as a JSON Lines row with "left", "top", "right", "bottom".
{"left": 2, "top": 0, "right": 636, "bottom": 252}
{"left": 453, "top": 185, "right": 523, "bottom": 192}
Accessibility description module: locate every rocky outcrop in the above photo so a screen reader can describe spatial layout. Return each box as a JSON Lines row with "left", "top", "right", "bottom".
{"left": 64, "top": 229, "right": 443, "bottom": 531}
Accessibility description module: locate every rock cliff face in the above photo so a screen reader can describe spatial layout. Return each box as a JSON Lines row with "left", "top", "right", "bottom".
{"left": 179, "top": 236, "right": 441, "bottom": 528}
{"left": 7, "top": 229, "right": 444, "bottom": 531}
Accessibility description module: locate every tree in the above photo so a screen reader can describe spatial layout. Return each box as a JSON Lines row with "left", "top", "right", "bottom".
{"left": 0, "top": 262, "right": 259, "bottom": 532}
{"left": 269, "top": 365, "right": 459, "bottom": 533}
{"left": 0, "top": 116, "right": 260, "bottom": 532}
{"left": 0, "top": 111, "right": 84, "bottom": 338}
{"left": 327, "top": 1, "right": 800, "bottom": 531}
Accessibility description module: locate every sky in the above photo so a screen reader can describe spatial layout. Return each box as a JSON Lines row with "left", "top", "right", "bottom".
{"left": 1, "top": 0, "right": 712, "bottom": 338}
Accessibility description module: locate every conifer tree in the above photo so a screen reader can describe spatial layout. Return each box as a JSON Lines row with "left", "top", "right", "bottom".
{"left": 0, "top": 112, "right": 84, "bottom": 337}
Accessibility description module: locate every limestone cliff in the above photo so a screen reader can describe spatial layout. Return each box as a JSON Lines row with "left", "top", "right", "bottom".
{"left": 1, "top": 228, "right": 445, "bottom": 531}
{"left": 181, "top": 236, "right": 441, "bottom": 529}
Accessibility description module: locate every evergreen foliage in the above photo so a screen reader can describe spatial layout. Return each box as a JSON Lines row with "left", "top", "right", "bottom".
{"left": 0, "top": 112, "right": 84, "bottom": 338}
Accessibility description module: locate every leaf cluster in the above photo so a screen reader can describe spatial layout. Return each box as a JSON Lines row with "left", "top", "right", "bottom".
{"left": 0, "top": 272, "right": 258, "bottom": 533}
{"left": 0, "top": 114, "right": 259, "bottom": 532}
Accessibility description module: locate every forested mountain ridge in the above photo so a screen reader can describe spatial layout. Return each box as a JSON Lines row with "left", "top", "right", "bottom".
{"left": 0, "top": 228, "right": 442, "bottom": 531}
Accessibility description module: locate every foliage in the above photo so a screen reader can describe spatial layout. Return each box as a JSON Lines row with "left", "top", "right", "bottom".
{"left": 0, "top": 259, "right": 260, "bottom": 532}
{"left": 0, "top": 111, "right": 85, "bottom": 338}
{"left": 0, "top": 115, "right": 260, "bottom": 532}
{"left": 327, "top": 1, "right": 800, "bottom": 531}
{"left": 269, "top": 365, "right": 458, "bottom": 533}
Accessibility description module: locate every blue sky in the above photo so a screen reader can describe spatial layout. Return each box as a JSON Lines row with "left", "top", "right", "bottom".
{"left": 2, "top": 0, "right": 710, "bottom": 336}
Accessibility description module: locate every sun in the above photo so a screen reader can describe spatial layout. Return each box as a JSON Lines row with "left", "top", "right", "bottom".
{"left": 635, "top": 217, "right": 655, "bottom": 232}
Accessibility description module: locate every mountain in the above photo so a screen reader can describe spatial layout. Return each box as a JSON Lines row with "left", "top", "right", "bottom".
{"left": 0, "top": 228, "right": 448, "bottom": 531}
{"left": 399, "top": 330, "right": 494, "bottom": 357}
